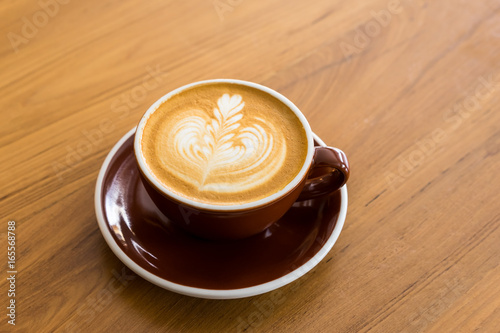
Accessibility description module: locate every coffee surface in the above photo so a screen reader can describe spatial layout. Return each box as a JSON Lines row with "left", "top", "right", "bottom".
{"left": 140, "top": 82, "right": 308, "bottom": 205}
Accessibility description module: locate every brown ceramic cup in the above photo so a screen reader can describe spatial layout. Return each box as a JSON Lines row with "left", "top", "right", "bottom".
{"left": 134, "top": 79, "right": 350, "bottom": 240}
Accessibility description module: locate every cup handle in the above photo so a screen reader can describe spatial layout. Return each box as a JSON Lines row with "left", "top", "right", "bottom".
{"left": 297, "top": 147, "right": 350, "bottom": 201}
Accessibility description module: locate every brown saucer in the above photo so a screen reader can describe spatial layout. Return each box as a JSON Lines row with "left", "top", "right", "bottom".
{"left": 95, "top": 128, "right": 348, "bottom": 299}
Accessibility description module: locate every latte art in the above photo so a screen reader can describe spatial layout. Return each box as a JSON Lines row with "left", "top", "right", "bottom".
{"left": 140, "top": 82, "right": 308, "bottom": 205}
{"left": 171, "top": 94, "right": 286, "bottom": 192}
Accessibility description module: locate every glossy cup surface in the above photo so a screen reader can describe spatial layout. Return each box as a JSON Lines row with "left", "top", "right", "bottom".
{"left": 134, "top": 79, "right": 321, "bottom": 239}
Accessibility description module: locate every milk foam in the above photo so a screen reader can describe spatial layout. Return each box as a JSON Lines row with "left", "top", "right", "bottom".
{"left": 170, "top": 93, "right": 286, "bottom": 192}
{"left": 141, "top": 82, "right": 308, "bottom": 205}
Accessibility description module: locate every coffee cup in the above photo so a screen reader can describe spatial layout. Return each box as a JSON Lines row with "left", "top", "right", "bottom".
{"left": 134, "top": 79, "right": 350, "bottom": 240}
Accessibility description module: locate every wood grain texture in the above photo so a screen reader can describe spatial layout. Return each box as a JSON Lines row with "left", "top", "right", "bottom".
{"left": 1, "top": 0, "right": 500, "bottom": 331}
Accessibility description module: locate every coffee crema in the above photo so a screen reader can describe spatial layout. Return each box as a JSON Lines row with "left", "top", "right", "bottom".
{"left": 140, "top": 82, "right": 308, "bottom": 205}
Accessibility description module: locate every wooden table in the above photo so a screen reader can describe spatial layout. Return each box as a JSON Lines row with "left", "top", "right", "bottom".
{"left": 2, "top": 0, "right": 500, "bottom": 331}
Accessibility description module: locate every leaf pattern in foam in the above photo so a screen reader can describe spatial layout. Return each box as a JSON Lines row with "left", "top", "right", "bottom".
{"left": 170, "top": 93, "right": 286, "bottom": 192}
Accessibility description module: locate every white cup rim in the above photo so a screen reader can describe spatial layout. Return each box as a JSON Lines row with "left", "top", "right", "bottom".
{"left": 134, "top": 79, "right": 315, "bottom": 211}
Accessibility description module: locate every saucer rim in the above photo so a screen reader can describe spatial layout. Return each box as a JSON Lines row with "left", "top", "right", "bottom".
{"left": 95, "top": 127, "right": 348, "bottom": 299}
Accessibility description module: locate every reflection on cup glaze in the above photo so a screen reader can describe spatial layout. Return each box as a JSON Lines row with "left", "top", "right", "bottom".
{"left": 164, "top": 94, "right": 286, "bottom": 193}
